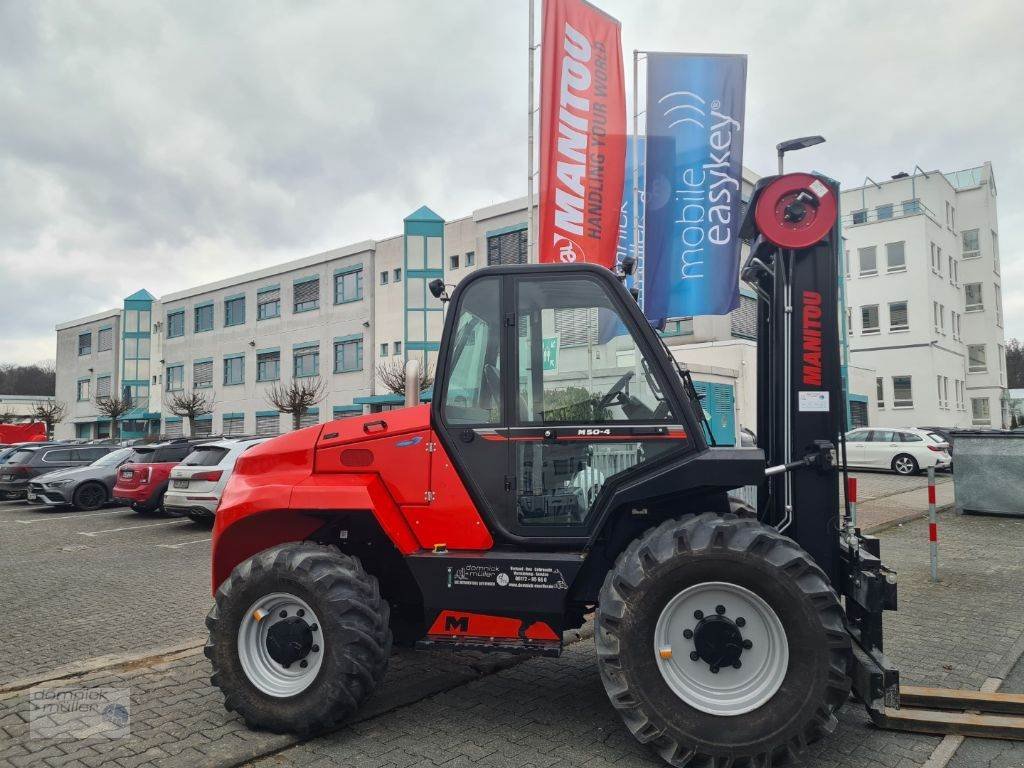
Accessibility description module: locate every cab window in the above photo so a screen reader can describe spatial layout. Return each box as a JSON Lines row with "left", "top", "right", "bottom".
{"left": 442, "top": 277, "right": 502, "bottom": 425}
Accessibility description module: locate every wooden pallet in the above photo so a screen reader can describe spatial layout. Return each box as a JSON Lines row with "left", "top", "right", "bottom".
{"left": 875, "top": 685, "right": 1024, "bottom": 740}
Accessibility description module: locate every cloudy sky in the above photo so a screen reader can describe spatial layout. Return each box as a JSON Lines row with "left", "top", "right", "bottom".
{"left": 1, "top": 0, "right": 1022, "bottom": 365}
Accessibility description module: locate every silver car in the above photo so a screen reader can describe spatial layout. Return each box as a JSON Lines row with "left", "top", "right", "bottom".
{"left": 164, "top": 437, "right": 269, "bottom": 522}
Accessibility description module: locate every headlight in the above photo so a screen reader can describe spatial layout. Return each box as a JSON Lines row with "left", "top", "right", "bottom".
{"left": 46, "top": 480, "right": 71, "bottom": 487}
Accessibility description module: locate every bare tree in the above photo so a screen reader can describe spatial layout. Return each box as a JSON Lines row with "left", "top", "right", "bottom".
{"left": 265, "top": 377, "right": 327, "bottom": 431}
{"left": 33, "top": 400, "right": 67, "bottom": 438}
{"left": 94, "top": 393, "right": 135, "bottom": 441}
{"left": 164, "top": 391, "right": 213, "bottom": 437}
{"left": 376, "top": 358, "right": 434, "bottom": 397}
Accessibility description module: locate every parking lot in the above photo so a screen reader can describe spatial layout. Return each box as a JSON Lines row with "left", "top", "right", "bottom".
{"left": 1, "top": 470, "right": 1021, "bottom": 768}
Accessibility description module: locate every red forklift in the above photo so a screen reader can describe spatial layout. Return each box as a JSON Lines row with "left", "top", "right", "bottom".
{"left": 204, "top": 171, "right": 1017, "bottom": 764}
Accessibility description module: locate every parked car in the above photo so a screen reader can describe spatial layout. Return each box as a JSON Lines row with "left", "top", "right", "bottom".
{"left": 27, "top": 447, "right": 135, "bottom": 510}
{"left": 843, "top": 427, "right": 951, "bottom": 475}
{"left": 164, "top": 437, "right": 269, "bottom": 522}
{"left": 113, "top": 438, "right": 216, "bottom": 514}
{"left": 0, "top": 444, "right": 120, "bottom": 498}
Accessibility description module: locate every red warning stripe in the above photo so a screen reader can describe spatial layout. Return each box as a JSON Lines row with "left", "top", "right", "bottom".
{"left": 847, "top": 477, "right": 858, "bottom": 503}
{"left": 928, "top": 484, "right": 936, "bottom": 505}
{"left": 929, "top": 522, "right": 938, "bottom": 542}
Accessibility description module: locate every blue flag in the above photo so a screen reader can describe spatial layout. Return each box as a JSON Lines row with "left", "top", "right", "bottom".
{"left": 643, "top": 53, "right": 747, "bottom": 325}
{"left": 616, "top": 136, "right": 646, "bottom": 306}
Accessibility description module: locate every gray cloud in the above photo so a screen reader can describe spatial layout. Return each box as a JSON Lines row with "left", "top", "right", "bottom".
{"left": 1, "top": 0, "right": 1022, "bottom": 365}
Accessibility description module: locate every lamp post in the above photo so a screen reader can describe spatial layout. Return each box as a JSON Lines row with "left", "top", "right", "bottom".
{"left": 776, "top": 135, "right": 825, "bottom": 175}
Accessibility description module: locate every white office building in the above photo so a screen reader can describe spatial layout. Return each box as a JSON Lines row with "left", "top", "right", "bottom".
{"left": 842, "top": 162, "right": 1008, "bottom": 429}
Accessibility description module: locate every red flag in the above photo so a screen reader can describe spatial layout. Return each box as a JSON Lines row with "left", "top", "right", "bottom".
{"left": 538, "top": 0, "right": 626, "bottom": 267}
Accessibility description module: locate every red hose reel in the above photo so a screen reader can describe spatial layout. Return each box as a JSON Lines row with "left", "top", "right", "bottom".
{"left": 753, "top": 173, "right": 837, "bottom": 249}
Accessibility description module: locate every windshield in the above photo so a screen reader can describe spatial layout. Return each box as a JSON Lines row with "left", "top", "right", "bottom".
{"left": 126, "top": 448, "right": 155, "bottom": 464}
{"left": 5, "top": 449, "right": 35, "bottom": 465}
{"left": 181, "top": 446, "right": 229, "bottom": 466}
{"left": 92, "top": 447, "right": 133, "bottom": 467}
{"left": 925, "top": 432, "right": 947, "bottom": 444}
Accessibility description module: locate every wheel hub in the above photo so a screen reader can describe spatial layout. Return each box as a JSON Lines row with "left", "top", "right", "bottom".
{"left": 266, "top": 617, "right": 314, "bottom": 666}
{"left": 692, "top": 614, "right": 744, "bottom": 671}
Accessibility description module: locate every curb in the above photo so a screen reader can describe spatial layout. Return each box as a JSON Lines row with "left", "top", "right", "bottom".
{"left": 0, "top": 638, "right": 206, "bottom": 697}
{"left": 863, "top": 503, "right": 954, "bottom": 536}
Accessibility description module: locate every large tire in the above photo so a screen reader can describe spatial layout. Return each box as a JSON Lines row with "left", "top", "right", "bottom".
{"left": 206, "top": 542, "right": 391, "bottom": 734}
{"left": 72, "top": 482, "right": 107, "bottom": 511}
{"left": 596, "top": 513, "right": 851, "bottom": 767}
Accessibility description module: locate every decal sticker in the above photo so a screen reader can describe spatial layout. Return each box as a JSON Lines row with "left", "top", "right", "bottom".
{"left": 450, "top": 563, "right": 569, "bottom": 590}
{"left": 395, "top": 436, "right": 423, "bottom": 448}
{"left": 798, "top": 391, "right": 829, "bottom": 413}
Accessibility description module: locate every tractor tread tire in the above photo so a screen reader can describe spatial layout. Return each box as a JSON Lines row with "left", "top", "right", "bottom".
{"left": 205, "top": 542, "right": 391, "bottom": 735}
{"left": 595, "top": 512, "right": 851, "bottom": 768}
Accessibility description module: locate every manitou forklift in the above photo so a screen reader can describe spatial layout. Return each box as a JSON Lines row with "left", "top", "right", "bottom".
{"left": 205, "top": 170, "right": 901, "bottom": 766}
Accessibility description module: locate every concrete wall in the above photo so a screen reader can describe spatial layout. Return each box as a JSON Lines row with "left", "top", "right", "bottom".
{"left": 54, "top": 309, "right": 122, "bottom": 439}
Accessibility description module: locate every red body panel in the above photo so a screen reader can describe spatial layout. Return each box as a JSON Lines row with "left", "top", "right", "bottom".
{"left": 0, "top": 423, "right": 46, "bottom": 443}
{"left": 113, "top": 462, "right": 175, "bottom": 504}
{"left": 211, "top": 407, "right": 493, "bottom": 593}
{"left": 427, "top": 610, "right": 560, "bottom": 642}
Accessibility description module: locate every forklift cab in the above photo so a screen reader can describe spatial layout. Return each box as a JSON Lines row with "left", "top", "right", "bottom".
{"left": 431, "top": 264, "right": 707, "bottom": 542}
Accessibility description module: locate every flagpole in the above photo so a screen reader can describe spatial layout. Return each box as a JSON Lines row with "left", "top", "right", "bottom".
{"left": 632, "top": 51, "right": 644, "bottom": 308}
{"left": 527, "top": 0, "right": 536, "bottom": 263}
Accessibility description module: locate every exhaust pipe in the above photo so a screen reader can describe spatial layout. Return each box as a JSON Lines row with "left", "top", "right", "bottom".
{"left": 404, "top": 358, "right": 421, "bottom": 408}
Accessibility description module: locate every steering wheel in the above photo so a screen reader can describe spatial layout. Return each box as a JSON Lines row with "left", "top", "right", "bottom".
{"left": 597, "top": 371, "right": 635, "bottom": 409}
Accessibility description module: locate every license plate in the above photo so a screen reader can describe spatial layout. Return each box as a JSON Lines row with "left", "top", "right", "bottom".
{"left": 1, "top": 475, "right": 11, "bottom": 481}
{"left": 173, "top": 479, "right": 188, "bottom": 489}
{"left": 26, "top": 490, "right": 36, "bottom": 500}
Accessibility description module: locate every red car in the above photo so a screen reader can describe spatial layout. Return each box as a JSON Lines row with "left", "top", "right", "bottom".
{"left": 113, "top": 439, "right": 213, "bottom": 514}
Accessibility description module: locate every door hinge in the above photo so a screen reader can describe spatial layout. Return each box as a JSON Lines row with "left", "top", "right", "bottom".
{"left": 426, "top": 441, "right": 437, "bottom": 453}
{"left": 424, "top": 490, "right": 436, "bottom": 503}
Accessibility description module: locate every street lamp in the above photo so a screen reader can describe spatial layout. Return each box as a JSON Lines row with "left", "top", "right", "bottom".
{"left": 776, "top": 135, "right": 825, "bottom": 175}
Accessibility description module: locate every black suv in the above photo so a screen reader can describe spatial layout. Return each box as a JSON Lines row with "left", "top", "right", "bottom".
{"left": 0, "top": 444, "right": 120, "bottom": 499}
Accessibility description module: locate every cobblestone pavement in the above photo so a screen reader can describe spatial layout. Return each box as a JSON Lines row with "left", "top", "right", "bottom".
{"left": 844, "top": 470, "right": 954, "bottom": 533}
{"left": 948, "top": 648, "right": 1024, "bottom": 768}
{"left": 0, "top": 499, "right": 211, "bottom": 685}
{"left": 1, "top": 510, "right": 1020, "bottom": 768}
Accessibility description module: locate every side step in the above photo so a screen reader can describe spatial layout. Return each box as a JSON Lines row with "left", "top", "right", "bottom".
{"left": 873, "top": 685, "right": 1024, "bottom": 741}
{"left": 415, "top": 637, "right": 562, "bottom": 657}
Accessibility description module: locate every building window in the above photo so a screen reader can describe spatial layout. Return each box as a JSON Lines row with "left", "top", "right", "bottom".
{"left": 256, "top": 351, "right": 280, "bottom": 382}
{"left": 93, "top": 375, "right": 110, "bottom": 399}
{"left": 393, "top": 267, "right": 402, "bottom": 282}
{"left": 892, "top": 376, "right": 913, "bottom": 408}
{"left": 193, "top": 360, "right": 213, "bottom": 388}
{"left": 885, "top": 241, "right": 906, "bottom": 272}
{"left": 945, "top": 201, "right": 955, "bottom": 230}
{"left": 77, "top": 379, "right": 91, "bottom": 401}
{"left": 294, "top": 345, "right": 319, "bottom": 378}
{"left": 166, "top": 365, "right": 184, "bottom": 391}
{"left": 999, "top": 344, "right": 1006, "bottom": 384}
{"left": 97, "top": 327, "right": 113, "bottom": 352}
{"left": 962, "top": 228, "right": 980, "bottom": 258}
{"left": 224, "top": 296, "right": 245, "bottom": 326}
{"left": 334, "top": 267, "right": 363, "bottom": 304}
{"left": 858, "top": 246, "right": 877, "bottom": 276}
{"left": 380, "top": 342, "right": 389, "bottom": 357}
{"left": 78, "top": 332, "right": 92, "bottom": 356}
{"left": 992, "top": 230, "right": 1000, "bottom": 273}
{"left": 876, "top": 203, "right": 893, "bottom": 220}
{"left": 380, "top": 271, "right": 389, "bottom": 285}
{"left": 876, "top": 377, "right": 885, "bottom": 409}
{"left": 888, "top": 301, "right": 909, "bottom": 331}
{"left": 951, "top": 311, "right": 961, "bottom": 341}
{"left": 956, "top": 380, "right": 964, "bottom": 410}
{"left": 223, "top": 415, "right": 245, "bottom": 436}
{"left": 965, "top": 282, "right": 983, "bottom": 311}
{"left": 167, "top": 310, "right": 185, "bottom": 338}
{"left": 224, "top": 355, "right": 245, "bottom": 386}
{"left": 968, "top": 344, "right": 987, "bottom": 373}
{"left": 934, "top": 245, "right": 942, "bottom": 275}
{"left": 487, "top": 227, "right": 528, "bottom": 265}
{"left": 256, "top": 413, "right": 280, "bottom": 436}
{"left": 164, "top": 419, "right": 183, "bottom": 438}
{"left": 995, "top": 287, "right": 1003, "bottom": 327}
{"left": 393, "top": 341, "right": 402, "bottom": 356}
{"left": 936, "top": 376, "right": 943, "bottom": 408}
{"left": 334, "top": 338, "right": 363, "bottom": 373}
{"left": 861, "top": 305, "right": 880, "bottom": 334}
{"left": 933, "top": 302, "right": 945, "bottom": 333}
{"left": 298, "top": 409, "right": 319, "bottom": 429}
{"left": 851, "top": 209, "right": 867, "bottom": 225}
{"left": 450, "top": 254, "right": 460, "bottom": 270}
{"left": 971, "top": 397, "right": 991, "bottom": 425}
{"left": 902, "top": 198, "right": 921, "bottom": 215}
{"left": 466, "top": 251, "right": 475, "bottom": 267}
{"left": 195, "top": 304, "right": 214, "bottom": 333}
{"left": 257, "top": 287, "right": 281, "bottom": 320}
{"left": 730, "top": 294, "right": 758, "bottom": 339}
{"left": 294, "top": 277, "right": 320, "bottom": 313}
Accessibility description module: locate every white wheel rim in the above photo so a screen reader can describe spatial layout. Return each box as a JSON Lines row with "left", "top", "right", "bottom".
{"left": 895, "top": 457, "right": 914, "bottom": 474}
{"left": 653, "top": 581, "right": 788, "bottom": 716}
{"left": 237, "top": 592, "right": 324, "bottom": 697}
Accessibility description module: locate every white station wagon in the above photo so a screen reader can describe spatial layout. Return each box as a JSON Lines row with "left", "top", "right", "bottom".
{"left": 843, "top": 427, "right": 951, "bottom": 475}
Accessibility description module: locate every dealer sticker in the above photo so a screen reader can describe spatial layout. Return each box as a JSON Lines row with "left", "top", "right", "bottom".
{"left": 798, "top": 391, "right": 830, "bottom": 412}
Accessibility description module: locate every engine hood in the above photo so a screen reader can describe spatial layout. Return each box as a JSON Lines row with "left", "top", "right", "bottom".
{"left": 315, "top": 404, "right": 431, "bottom": 450}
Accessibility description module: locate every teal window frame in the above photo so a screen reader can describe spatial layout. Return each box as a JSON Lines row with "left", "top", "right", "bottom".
{"left": 333, "top": 265, "right": 364, "bottom": 304}
{"left": 193, "top": 358, "right": 214, "bottom": 389}
{"left": 76, "top": 378, "right": 91, "bottom": 401}
{"left": 224, "top": 295, "right": 246, "bottom": 327}
{"left": 293, "top": 276, "right": 320, "bottom": 313}
{"left": 293, "top": 344, "right": 320, "bottom": 378}
{"left": 380, "top": 342, "right": 389, "bottom": 357}
{"left": 466, "top": 251, "right": 475, "bottom": 267}
{"left": 78, "top": 332, "right": 92, "bottom": 356}
{"left": 256, "top": 349, "right": 281, "bottom": 382}
{"left": 257, "top": 286, "right": 281, "bottom": 320}
{"left": 334, "top": 336, "right": 363, "bottom": 373}
{"left": 194, "top": 303, "right": 214, "bottom": 333}
{"left": 95, "top": 375, "right": 112, "bottom": 398}
{"left": 97, "top": 326, "right": 113, "bottom": 352}
{"left": 223, "top": 354, "right": 245, "bottom": 386}
{"left": 166, "top": 364, "right": 184, "bottom": 391}
{"left": 167, "top": 310, "right": 185, "bottom": 338}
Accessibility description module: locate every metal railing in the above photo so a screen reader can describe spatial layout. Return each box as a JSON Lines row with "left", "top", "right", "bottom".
{"left": 842, "top": 198, "right": 939, "bottom": 227}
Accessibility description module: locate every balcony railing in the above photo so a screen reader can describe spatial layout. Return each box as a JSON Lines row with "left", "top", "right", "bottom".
{"left": 842, "top": 198, "right": 938, "bottom": 227}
